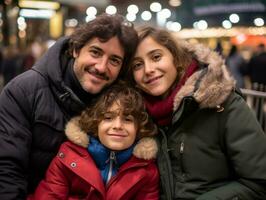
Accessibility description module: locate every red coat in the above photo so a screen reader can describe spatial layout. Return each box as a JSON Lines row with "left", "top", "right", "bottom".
{"left": 29, "top": 141, "right": 159, "bottom": 200}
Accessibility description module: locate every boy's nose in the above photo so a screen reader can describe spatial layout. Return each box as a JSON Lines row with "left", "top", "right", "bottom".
{"left": 113, "top": 117, "right": 123, "bottom": 129}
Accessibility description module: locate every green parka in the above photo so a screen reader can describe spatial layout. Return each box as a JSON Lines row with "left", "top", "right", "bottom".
{"left": 157, "top": 43, "right": 266, "bottom": 200}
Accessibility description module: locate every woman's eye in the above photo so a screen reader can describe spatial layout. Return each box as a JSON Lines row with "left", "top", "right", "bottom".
{"left": 132, "top": 62, "right": 143, "bottom": 71}
{"left": 152, "top": 54, "right": 161, "bottom": 61}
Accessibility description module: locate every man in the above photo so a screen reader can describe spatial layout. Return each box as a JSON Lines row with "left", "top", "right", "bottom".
{"left": 245, "top": 43, "right": 266, "bottom": 131}
{"left": 246, "top": 43, "right": 266, "bottom": 86}
{"left": 0, "top": 13, "right": 138, "bottom": 199}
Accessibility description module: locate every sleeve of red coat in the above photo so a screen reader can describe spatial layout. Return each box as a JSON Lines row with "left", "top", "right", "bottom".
{"left": 30, "top": 150, "right": 70, "bottom": 200}
{"left": 135, "top": 162, "right": 160, "bottom": 200}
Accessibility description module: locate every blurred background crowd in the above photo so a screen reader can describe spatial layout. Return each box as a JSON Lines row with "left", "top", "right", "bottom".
{"left": 0, "top": 0, "right": 266, "bottom": 92}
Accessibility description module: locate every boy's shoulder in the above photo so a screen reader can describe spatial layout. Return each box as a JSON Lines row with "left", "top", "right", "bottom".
{"left": 58, "top": 141, "right": 89, "bottom": 158}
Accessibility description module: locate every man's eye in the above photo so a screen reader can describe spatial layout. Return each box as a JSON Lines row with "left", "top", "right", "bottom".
{"left": 90, "top": 50, "right": 101, "bottom": 57}
{"left": 110, "top": 58, "right": 122, "bottom": 67}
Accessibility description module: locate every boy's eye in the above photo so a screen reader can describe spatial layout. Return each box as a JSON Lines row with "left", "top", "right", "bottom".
{"left": 124, "top": 115, "right": 134, "bottom": 122}
{"left": 103, "top": 113, "right": 113, "bottom": 120}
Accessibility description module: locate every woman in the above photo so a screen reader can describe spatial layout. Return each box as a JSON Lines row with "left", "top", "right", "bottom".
{"left": 128, "top": 27, "right": 266, "bottom": 200}
{"left": 29, "top": 82, "right": 159, "bottom": 200}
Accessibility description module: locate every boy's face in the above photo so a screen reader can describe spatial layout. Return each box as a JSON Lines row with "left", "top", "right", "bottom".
{"left": 73, "top": 36, "right": 124, "bottom": 94}
{"left": 98, "top": 101, "right": 137, "bottom": 151}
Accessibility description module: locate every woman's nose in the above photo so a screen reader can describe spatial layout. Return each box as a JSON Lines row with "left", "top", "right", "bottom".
{"left": 144, "top": 63, "right": 155, "bottom": 75}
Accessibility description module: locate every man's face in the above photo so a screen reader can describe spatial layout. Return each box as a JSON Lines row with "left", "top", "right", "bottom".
{"left": 73, "top": 37, "right": 125, "bottom": 94}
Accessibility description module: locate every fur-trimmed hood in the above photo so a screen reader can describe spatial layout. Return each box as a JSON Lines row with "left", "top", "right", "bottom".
{"left": 64, "top": 117, "right": 158, "bottom": 160}
{"left": 173, "top": 42, "right": 236, "bottom": 111}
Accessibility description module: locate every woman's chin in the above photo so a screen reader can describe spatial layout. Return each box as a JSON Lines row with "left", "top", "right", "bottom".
{"left": 146, "top": 89, "right": 165, "bottom": 97}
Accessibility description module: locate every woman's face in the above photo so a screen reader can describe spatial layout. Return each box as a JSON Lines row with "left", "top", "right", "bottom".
{"left": 132, "top": 36, "right": 177, "bottom": 97}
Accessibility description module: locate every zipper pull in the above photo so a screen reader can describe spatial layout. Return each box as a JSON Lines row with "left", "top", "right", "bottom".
{"left": 59, "top": 91, "right": 70, "bottom": 101}
{"left": 110, "top": 151, "right": 116, "bottom": 160}
{"left": 180, "top": 142, "right": 184, "bottom": 154}
{"left": 105, "top": 151, "right": 116, "bottom": 164}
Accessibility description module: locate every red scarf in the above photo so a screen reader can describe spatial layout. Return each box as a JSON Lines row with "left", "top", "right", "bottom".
{"left": 144, "top": 60, "right": 198, "bottom": 126}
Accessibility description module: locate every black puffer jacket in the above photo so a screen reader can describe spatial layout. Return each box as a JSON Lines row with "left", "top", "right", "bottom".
{"left": 0, "top": 37, "right": 89, "bottom": 199}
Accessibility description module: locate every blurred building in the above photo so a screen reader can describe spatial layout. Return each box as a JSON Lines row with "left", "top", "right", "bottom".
{"left": 0, "top": 0, "right": 265, "bottom": 54}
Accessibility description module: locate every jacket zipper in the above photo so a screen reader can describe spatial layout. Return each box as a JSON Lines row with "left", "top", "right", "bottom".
{"left": 106, "top": 161, "right": 147, "bottom": 189}
{"left": 59, "top": 91, "right": 70, "bottom": 101}
{"left": 107, "top": 151, "right": 116, "bottom": 184}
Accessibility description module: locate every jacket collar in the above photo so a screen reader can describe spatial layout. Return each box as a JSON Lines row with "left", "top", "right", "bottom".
{"left": 32, "top": 36, "right": 69, "bottom": 87}
{"left": 65, "top": 117, "right": 158, "bottom": 160}
{"left": 173, "top": 42, "right": 236, "bottom": 112}
{"left": 32, "top": 37, "right": 86, "bottom": 118}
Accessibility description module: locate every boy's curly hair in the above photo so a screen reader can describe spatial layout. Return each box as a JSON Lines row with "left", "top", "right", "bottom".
{"left": 79, "top": 81, "right": 157, "bottom": 139}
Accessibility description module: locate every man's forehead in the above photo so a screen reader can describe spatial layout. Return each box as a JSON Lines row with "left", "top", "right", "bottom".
{"left": 85, "top": 37, "right": 124, "bottom": 57}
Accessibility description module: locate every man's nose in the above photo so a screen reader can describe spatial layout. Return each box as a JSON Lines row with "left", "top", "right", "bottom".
{"left": 95, "top": 57, "right": 108, "bottom": 73}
